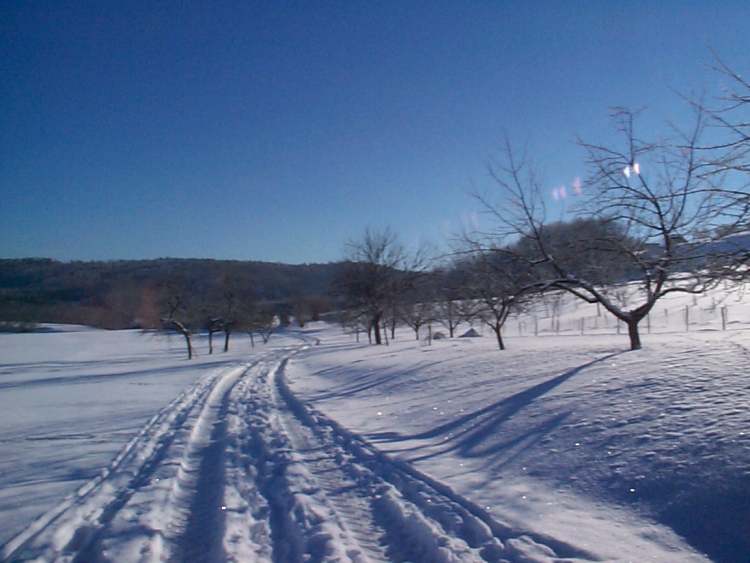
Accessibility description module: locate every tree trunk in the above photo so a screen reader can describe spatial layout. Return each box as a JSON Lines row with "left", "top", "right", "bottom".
{"left": 248, "top": 331, "right": 255, "bottom": 348}
{"left": 164, "top": 319, "right": 193, "bottom": 360}
{"left": 184, "top": 331, "right": 193, "bottom": 359}
{"left": 449, "top": 324, "right": 454, "bottom": 338}
{"left": 627, "top": 319, "right": 642, "bottom": 350}
{"left": 224, "top": 329, "right": 231, "bottom": 352}
{"left": 373, "top": 315, "right": 382, "bottom": 345}
{"left": 414, "top": 326, "right": 420, "bottom": 340}
{"left": 390, "top": 319, "right": 396, "bottom": 340}
{"left": 494, "top": 325, "right": 505, "bottom": 350}
{"left": 208, "top": 330, "right": 214, "bottom": 354}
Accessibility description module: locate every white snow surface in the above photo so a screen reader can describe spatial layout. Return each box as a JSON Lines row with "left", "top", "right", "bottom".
{"left": 290, "top": 320, "right": 750, "bottom": 561}
{"left": 1, "top": 289, "right": 749, "bottom": 562}
{"left": 0, "top": 328, "right": 295, "bottom": 555}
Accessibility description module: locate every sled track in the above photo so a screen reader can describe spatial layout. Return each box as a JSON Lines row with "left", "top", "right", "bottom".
{"left": 1, "top": 359, "right": 237, "bottom": 561}
{"left": 2, "top": 337, "right": 595, "bottom": 562}
{"left": 0, "top": 351, "right": 281, "bottom": 562}
{"left": 268, "top": 357, "right": 597, "bottom": 563}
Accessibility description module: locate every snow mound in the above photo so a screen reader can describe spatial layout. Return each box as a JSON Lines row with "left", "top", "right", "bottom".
{"left": 459, "top": 328, "right": 482, "bottom": 338}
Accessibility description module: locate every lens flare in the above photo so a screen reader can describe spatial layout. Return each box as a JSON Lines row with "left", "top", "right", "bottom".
{"left": 572, "top": 177, "right": 582, "bottom": 195}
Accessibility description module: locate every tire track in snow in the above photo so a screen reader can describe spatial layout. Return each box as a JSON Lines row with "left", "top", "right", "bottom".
{"left": 167, "top": 359, "right": 253, "bottom": 563}
{"left": 233, "top": 354, "right": 393, "bottom": 562}
{"left": 272, "top": 364, "right": 391, "bottom": 562}
{"left": 0, "top": 361, "right": 234, "bottom": 562}
{"left": 3, "top": 335, "right": 598, "bottom": 562}
{"left": 0, "top": 354, "right": 291, "bottom": 562}
{"left": 245, "top": 357, "right": 494, "bottom": 562}
{"left": 274, "top": 357, "right": 599, "bottom": 562}
{"left": 221, "top": 363, "right": 274, "bottom": 562}
{"left": 96, "top": 347, "right": 303, "bottom": 562}
{"left": 0, "top": 342, "right": 306, "bottom": 563}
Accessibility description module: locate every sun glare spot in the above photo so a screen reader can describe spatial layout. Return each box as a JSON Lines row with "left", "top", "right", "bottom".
{"left": 572, "top": 176, "right": 583, "bottom": 195}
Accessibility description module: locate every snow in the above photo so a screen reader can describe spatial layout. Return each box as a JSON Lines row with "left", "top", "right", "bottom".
{"left": 1, "top": 285, "right": 749, "bottom": 562}
{"left": 0, "top": 327, "right": 289, "bottom": 551}
{"left": 286, "top": 284, "right": 750, "bottom": 562}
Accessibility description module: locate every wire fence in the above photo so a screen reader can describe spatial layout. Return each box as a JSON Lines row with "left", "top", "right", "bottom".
{"left": 501, "top": 289, "right": 750, "bottom": 337}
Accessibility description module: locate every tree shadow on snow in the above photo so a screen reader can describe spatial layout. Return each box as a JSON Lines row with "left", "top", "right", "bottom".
{"left": 368, "top": 353, "right": 621, "bottom": 463}
{"left": 306, "top": 360, "right": 446, "bottom": 402}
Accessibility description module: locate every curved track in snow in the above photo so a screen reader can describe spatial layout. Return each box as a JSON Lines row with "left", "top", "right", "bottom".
{"left": 2, "top": 338, "right": 588, "bottom": 562}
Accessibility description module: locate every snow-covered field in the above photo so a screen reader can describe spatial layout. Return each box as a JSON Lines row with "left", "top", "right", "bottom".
{"left": 292, "top": 326, "right": 750, "bottom": 562}
{"left": 0, "top": 326, "right": 302, "bottom": 559}
{"left": 1, "top": 291, "right": 749, "bottom": 561}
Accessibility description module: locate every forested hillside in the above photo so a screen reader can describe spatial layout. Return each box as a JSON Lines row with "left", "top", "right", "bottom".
{"left": 0, "top": 258, "right": 344, "bottom": 328}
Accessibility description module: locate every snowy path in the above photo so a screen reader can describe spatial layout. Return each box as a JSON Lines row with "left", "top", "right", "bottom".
{"left": 272, "top": 359, "right": 609, "bottom": 563}
{"left": 0, "top": 343, "right": 293, "bottom": 562}
{"left": 271, "top": 358, "right": 608, "bottom": 563}
{"left": 0, "top": 334, "right": 597, "bottom": 563}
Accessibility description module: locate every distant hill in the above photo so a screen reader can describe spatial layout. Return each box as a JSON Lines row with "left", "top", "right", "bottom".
{"left": 0, "top": 258, "right": 347, "bottom": 328}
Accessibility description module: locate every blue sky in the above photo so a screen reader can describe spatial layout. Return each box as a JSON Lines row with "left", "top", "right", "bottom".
{"left": 1, "top": 1, "right": 748, "bottom": 263}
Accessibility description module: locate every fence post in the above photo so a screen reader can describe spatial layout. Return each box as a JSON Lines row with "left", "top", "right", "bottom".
{"left": 684, "top": 305, "right": 689, "bottom": 332}
{"left": 721, "top": 306, "right": 728, "bottom": 331}
{"left": 647, "top": 313, "right": 651, "bottom": 334}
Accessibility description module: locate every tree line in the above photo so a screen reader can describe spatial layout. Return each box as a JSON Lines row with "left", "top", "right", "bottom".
{"left": 336, "top": 59, "right": 750, "bottom": 351}
{"left": 4, "top": 57, "right": 750, "bottom": 354}
{"left": 0, "top": 258, "right": 335, "bottom": 341}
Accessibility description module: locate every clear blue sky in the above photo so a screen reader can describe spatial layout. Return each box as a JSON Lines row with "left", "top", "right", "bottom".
{"left": 2, "top": 1, "right": 748, "bottom": 263}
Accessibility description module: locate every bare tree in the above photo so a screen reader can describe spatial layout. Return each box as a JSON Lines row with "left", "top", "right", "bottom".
{"left": 252, "top": 307, "right": 277, "bottom": 344}
{"left": 475, "top": 106, "right": 746, "bottom": 350}
{"left": 291, "top": 296, "right": 311, "bottom": 327}
{"left": 205, "top": 317, "right": 223, "bottom": 355}
{"left": 214, "top": 273, "right": 259, "bottom": 352}
{"left": 158, "top": 278, "right": 197, "bottom": 359}
{"left": 337, "top": 308, "right": 369, "bottom": 342}
{"left": 434, "top": 297, "right": 463, "bottom": 338}
{"left": 465, "top": 251, "right": 532, "bottom": 350}
{"left": 385, "top": 299, "right": 399, "bottom": 341}
{"left": 399, "top": 296, "right": 435, "bottom": 340}
{"left": 691, "top": 57, "right": 750, "bottom": 272}
{"left": 236, "top": 291, "right": 259, "bottom": 348}
{"left": 335, "top": 228, "right": 428, "bottom": 345}
{"left": 432, "top": 265, "right": 476, "bottom": 338}
{"left": 700, "top": 57, "right": 750, "bottom": 181}
{"left": 218, "top": 279, "right": 238, "bottom": 352}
